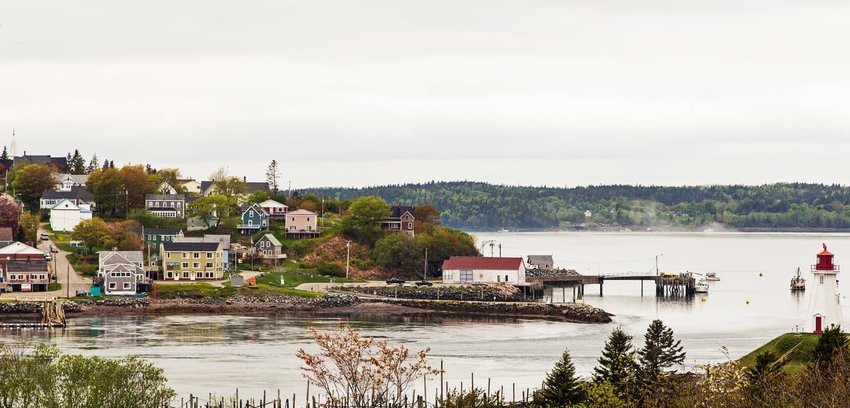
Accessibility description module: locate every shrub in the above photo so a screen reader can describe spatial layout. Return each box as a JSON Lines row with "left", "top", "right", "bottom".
{"left": 317, "top": 262, "right": 345, "bottom": 277}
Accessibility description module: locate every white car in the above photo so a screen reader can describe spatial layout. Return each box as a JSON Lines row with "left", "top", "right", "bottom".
{"left": 44, "top": 252, "right": 52, "bottom": 261}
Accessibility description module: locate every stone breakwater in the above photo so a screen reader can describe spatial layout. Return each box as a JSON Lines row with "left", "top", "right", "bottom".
{"left": 0, "top": 294, "right": 611, "bottom": 323}
{"left": 341, "top": 285, "right": 527, "bottom": 302}
{"left": 370, "top": 299, "right": 613, "bottom": 323}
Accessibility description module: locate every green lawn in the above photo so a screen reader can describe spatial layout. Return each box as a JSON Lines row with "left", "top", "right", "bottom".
{"left": 738, "top": 333, "right": 820, "bottom": 373}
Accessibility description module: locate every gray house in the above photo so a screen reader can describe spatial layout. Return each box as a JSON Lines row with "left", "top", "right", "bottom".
{"left": 527, "top": 255, "right": 555, "bottom": 270}
{"left": 145, "top": 194, "right": 186, "bottom": 218}
{"left": 97, "top": 250, "right": 147, "bottom": 296}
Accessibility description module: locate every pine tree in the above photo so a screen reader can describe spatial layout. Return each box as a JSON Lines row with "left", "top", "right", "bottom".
{"left": 593, "top": 326, "right": 635, "bottom": 390}
{"left": 70, "top": 149, "right": 86, "bottom": 174}
{"left": 637, "top": 319, "right": 685, "bottom": 384}
{"left": 266, "top": 160, "right": 280, "bottom": 194}
{"left": 813, "top": 325, "right": 847, "bottom": 368}
{"left": 102, "top": 159, "right": 109, "bottom": 171}
{"left": 0, "top": 146, "right": 8, "bottom": 161}
{"left": 87, "top": 154, "right": 98, "bottom": 174}
{"left": 538, "top": 347, "right": 583, "bottom": 406}
{"left": 109, "top": 160, "right": 115, "bottom": 168}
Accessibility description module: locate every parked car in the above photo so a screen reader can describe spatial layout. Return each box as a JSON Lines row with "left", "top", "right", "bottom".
{"left": 385, "top": 277, "right": 405, "bottom": 285}
{"left": 40, "top": 233, "right": 49, "bottom": 240}
{"left": 75, "top": 290, "right": 88, "bottom": 297}
{"left": 415, "top": 280, "right": 433, "bottom": 287}
{"left": 43, "top": 252, "right": 52, "bottom": 261}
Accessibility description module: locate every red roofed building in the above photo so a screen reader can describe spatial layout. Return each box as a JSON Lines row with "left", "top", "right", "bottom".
{"left": 441, "top": 256, "right": 526, "bottom": 284}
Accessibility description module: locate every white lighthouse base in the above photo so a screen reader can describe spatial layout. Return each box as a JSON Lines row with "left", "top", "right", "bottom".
{"left": 804, "top": 272, "right": 843, "bottom": 333}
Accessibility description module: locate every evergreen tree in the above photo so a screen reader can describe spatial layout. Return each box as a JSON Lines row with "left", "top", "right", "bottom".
{"left": 813, "top": 325, "right": 847, "bottom": 368}
{"left": 87, "top": 154, "right": 98, "bottom": 174}
{"left": 538, "top": 347, "right": 583, "bottom": 406}
{"left": 0, "top": 146, "right": 8, "bottom": 161}
{"left": 637, "top": 319, "right": 685, "bottom": 383}
{"left": 109, "top": 160, "right": 115, "bottom": 168}
{"left": 593, "top": 326, "right": 635, "bottom": 390}
{"left": 102, "top": 159, "right": 109, "bottom": 171}
{"left": 69, "top": 149, "right": 86, "bottom": 174}
{"left": 266, "top": 160, "right": 280, "bottom": 194}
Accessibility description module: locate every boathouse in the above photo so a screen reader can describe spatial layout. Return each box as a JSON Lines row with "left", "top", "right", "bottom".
{"left": 441, "top": 256, "right": 527, "bottom": 284}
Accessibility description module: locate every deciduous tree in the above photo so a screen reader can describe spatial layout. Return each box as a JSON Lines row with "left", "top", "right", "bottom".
{"left": 18, "top": 211, "right": 38, "bottom": 243}
{"left": 340, "top": 196, "right": 390, "bottom": 245}
{"left": 87, "top": 168, "right": 124, "bottom": 216}
{"left": 0, "top": 195, "right": 22, "bottom": 233}
{"left": 72, "top": 218, "right": 113, "bottom": 253}
{"left": 12, "top": 164, "right": 56, "bottom": 211}
{"left": 119, "top": 165, "right": 156, "bottom": 210}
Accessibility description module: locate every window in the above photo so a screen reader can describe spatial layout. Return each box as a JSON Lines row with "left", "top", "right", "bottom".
{"left": 206, "top": 252, "right": 213, "bottom": 258}
{"left": 182, "top": 262, "right": 189, "bottom": 268}
{"left": 109, "top": 282, "right": 117, "bottom": 289}
{"left": 196, "top": 272, "right": 203, "bottom": 278}
{"left": 181, "top": 252, "right": 188, "bottom": 259}
{"left": 408, "top": 223, "right": 413, "bottom": 229}
{"left": 820, "top": 275, "right": 824, "bottom": 284}
{"left": 460, "top": 270, "right": 473, "bottom": 282}
{"left": 193, "top": 252, "right": 200, "bottom": 258}
{"left": 193, "top": 263, "right": 200, "bottom": 268}
{"left": 206, "top": 262, "right": 213, "bottom": 268}
{"left": 167, "top": 272, "right": 173, "bottom": 279}
{"left": 206, "top": 272, "right": 214, "bottom": 278}
{"left": 182, "top": 272, "right": 189, "bottom": 278}
{"left": 123, "top": 282, "right": 131, "bottom": 289}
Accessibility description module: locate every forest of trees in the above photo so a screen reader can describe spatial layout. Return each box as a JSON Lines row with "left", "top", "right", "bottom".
{"left": 306, "top": 182, "right": 850, "bottom": 230}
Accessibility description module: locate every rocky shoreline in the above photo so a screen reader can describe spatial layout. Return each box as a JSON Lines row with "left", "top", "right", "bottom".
{"left": 0, "top": 294, "right": 612, "bottom": 323}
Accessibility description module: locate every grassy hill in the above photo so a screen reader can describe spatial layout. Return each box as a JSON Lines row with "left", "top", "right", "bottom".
{"left": 738, "top": 333, "right": 819, "bottom": 373}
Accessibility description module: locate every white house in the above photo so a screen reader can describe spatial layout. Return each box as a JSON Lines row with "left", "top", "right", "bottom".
{"left": 441, "top": 256, "right": 527, "bottom": 284}
{"left": 260, "top": 199, "right": 288, "bottom": 218}
{"left": 54, "top": 174, "right": 89, "bottom": 191}
{"left": 49, "top": 199, "right": 93, "bottom": 232}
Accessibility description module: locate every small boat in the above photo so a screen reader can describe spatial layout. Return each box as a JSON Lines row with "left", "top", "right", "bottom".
{"left": 705, "top": 272, "right": 720, "bottom": 281}
{"left": 791, "top": 267, "right": 806, "bottom": 291}
{"left": 694, "top": 278, "right": 709, "bottom": 293}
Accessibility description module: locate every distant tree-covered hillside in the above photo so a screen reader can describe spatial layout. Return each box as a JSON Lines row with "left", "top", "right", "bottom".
{"left": 304, "top": 182, "right": 850, "bottom": 230}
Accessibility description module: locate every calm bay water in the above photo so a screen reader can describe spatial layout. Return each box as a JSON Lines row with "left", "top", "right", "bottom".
{"left": 3, "top": 231, "right": 850, "bottom": 399}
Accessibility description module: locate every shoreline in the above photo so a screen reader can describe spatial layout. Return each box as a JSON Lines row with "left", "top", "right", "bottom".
{"left": 0, "top": 295, "right": 613, "bottom": 324}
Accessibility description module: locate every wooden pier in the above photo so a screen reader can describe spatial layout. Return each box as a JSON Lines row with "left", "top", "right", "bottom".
{"left": 0, "top": 299, "right": 67, "bottom": 329}
{"left": 527, "top": 272, "right": 695, "bottom": 299}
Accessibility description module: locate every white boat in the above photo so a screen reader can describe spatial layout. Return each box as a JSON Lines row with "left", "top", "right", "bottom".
{"left": 705, "top": 272, "right": 720, "bottom": 281}
{"left": 694, "top": 278, "right": 709, "bottom": 293}
{"left": 790, "top": 267, "right": 806, "bottom": 291}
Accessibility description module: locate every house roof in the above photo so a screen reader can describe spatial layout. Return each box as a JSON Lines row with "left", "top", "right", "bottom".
{"left": 146, "top": 194, "right": 185, "bottom": 201}
{"left": 42, "top": 187, "right": 94, "bottom": 202}
{"left": 245, "top": 182, "right": 270, "bottom": 194}
{"left": 241, "top": 203, "right": 269, "bottom": 215}
{"left": 442, "top": 256, "right": 524, "bottom": 271}
{"left": 174, "top": 235, "right": 231, "bottom": 250}
{"left": 103, "top": 263, "right": 145, "bottom": 275}
{"left": 288, "top": 209, "right": 317, "bottom": 216}
{"left": 260, "top": 199, "right": 287, "bottom": 209}
{"left": 6, "top": 259, "right": 49, "bottom": 272}
{"left": 0, "top": 242, "right": 44, "bottom": 256}
{"left": 390, "top": 205, "right": 416, "bottom": 218}
{"left": 14, "top": 155, "right": 67, "bottom": 169}
{"left": 0, "top": 228, "right": 13, "bottom": 242}
{"left": 527, "top": 255, "right": 554, "bottom": 266}
{"left": 257, "top": 233, "right": 282, "bottom": 247}
{"left": 162, "top": 241, "right": 221, "bottom": 252}
{"left": 54, "top": 173, "right": 89, "bottom": 184}
{"left": 144, "top": 228, "right": 182, "bottom": 236}
{"left": 50, "top": 199, "right": 80, "bottom": 211}
{"left": 98, "top": 250, "right": 143, "bottom": 265}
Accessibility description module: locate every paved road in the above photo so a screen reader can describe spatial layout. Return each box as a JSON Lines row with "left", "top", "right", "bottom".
{"left": 295, "top": 280, "right": 403, "bottom": 293}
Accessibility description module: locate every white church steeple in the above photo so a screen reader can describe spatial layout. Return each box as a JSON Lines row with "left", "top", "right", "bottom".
{"left": 9, "top": 129, "right": 18, "bottom": 157}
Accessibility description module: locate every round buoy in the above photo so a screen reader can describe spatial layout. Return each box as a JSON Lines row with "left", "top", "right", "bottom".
{"left": 701, "top": 297, "right": 707, "bottom": 302}
{"left": 746, "top": 299, "right": 750, "bottom": 305}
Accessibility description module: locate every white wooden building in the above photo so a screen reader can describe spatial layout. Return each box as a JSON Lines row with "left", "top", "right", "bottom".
{"left": 441, "top": 256, "right": 526, "bottom": 284}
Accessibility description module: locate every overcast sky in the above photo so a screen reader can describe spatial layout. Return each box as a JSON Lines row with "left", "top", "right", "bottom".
{"left": 1, "top": 1, "right": 848, "bottom": 189}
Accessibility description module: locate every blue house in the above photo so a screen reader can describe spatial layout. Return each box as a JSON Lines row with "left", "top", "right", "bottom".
{"left": 238, "top": 204, "right": 269, "bottom": 235}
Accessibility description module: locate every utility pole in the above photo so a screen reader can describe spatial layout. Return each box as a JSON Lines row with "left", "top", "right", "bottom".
{"left": 345, "top": 241, "right": 351, "bottom": 279}
{"left": 66, "top": 264, "right": 70, "bottom": 298}
{"left": 655, "top": 254, "right": 663, "bottom": 276}
{"left": 424, "top": 247, "right": 428, "bottom": 280}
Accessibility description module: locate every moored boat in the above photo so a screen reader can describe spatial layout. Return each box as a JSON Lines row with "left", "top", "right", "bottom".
{"left": 705, "top": 272, "right": 720, "bottom": 281}
{"left": 695, "top": 277, "right": 709, "bottom": 293}
{"left": 791, "top": 267, "right": 805, "bottom": 291}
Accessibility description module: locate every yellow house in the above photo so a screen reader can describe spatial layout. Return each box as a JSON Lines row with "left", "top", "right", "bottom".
{"left": 160, "top": 241, "right": 224, "bottom": 280}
